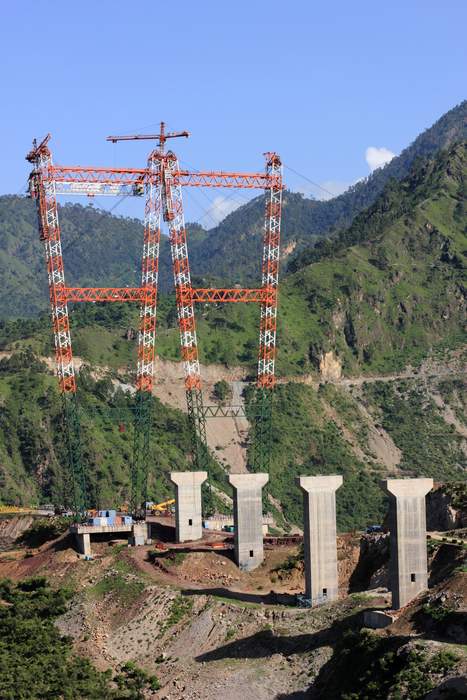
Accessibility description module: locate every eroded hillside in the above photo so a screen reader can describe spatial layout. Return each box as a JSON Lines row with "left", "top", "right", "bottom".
{"left": 0, "top": 518, "right": 465, "bottom": 699}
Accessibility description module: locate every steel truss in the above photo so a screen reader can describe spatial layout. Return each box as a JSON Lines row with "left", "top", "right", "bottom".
{"left": 49, "top": 166, "right": 280, "bottom": 197}
{"left": 57, "top": 286, "right": 271, "bottom": 305}
{"left": 27, "top": 127, "right": 282, "bottom": 516}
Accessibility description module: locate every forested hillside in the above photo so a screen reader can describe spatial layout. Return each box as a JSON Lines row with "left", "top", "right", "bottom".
{"left": 0, "top": 139, "right": 465, "bottom": 528}
{"left": 0, "top": 350, "right": 198, "bottom": 507}
{"left": 0, "top": 101, "right": 465, "bottom": 317}
{"left": 281, "top": 141, "right": 466, "bottom": 376}
{"left": 187, "top": 99, "right": 467, "bottom": 283}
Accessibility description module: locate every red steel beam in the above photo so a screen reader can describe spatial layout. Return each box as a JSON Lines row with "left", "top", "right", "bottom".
{"left": 181, "top": 288, "right": 274, "bottom": 303}
{"left": 175, "top": 171, "right": 283, "bottom": 190}
{"left": 58, "top": 287, "right": 153, "bottom": 303}
{"left": 47, "top": 166, "right": 282, "bottom": 190}
{"left": 50, "top": 165, "right": 146, "bottom": 185}
{"left": 59, "top": 286, "right": 274, "bottom": 304}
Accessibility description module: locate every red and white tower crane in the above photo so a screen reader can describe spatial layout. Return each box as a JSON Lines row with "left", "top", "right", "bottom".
{"left": 26, "top": 124, "right": 283, "bottom": 515}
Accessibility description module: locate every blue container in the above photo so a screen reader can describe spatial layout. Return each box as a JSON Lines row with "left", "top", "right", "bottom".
{"left": 107, "top": 509, "right": 117, "bottom": 518}
{"left": 107, "top": 517, "right": 115, "bottom": 526}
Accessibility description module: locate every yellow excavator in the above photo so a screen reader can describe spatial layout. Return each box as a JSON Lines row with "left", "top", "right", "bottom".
{"left": 148, "top": 499, "right": 175, "bottom": 516}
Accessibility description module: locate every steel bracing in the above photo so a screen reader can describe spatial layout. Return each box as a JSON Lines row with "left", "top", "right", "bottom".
{"left": 26, "top": 124, "right": 283, "bottom": 517}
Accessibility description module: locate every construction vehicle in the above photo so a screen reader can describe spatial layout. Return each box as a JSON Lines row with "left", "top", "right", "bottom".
{"left": 147, "top": 499, "right": 175, "bottom": 516}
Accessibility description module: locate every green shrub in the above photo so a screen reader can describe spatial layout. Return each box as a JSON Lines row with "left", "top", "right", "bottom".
{"left": 315, "top": 630, "right": 460, "bottom": 700}
{"left": 213, "top": 380, "right": 232, "bottom": 402}
{"left": 114, "top": 661, "right": 160, "bottom": 695}
{"left": 423, "top": 602, "right": 451, "bottom": 622}
{"left": 0, "top": 577, "right": 113, "bottom": 699}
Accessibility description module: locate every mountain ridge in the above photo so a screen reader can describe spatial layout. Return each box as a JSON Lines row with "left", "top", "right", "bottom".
{"left": 0, "top": 100, "right": 465, "bottom": 318}
{"left": 188, "top": 99, "right": 467, "bottom": 282}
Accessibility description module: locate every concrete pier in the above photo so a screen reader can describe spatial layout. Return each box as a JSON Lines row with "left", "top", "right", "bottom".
{"left": 75, "top": 532, "right": 92, "bottom": 557}
{"left": 382, "top": 478, "right": 433, "bottom": 609}
{"left": 229, "top": 473, "right": 269, "bottom": 571}
{"left": 128, "top": 522, "right": 149, "bottom": 546}
{"left": 296, "top": 475, "right": 343, "bottom": 605}
{"left": 170, "top": 471, "right": 207, "bottom": 542}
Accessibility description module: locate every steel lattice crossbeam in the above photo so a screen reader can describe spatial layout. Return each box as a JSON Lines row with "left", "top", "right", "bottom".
{"left": 202, "top": 405, "right": 247, "bottom": 419}
{"left": 59, "top": 286, "right": 273, "bottom": 304}
{"left": 59, "top": 287, "right": 151, "bottom": 303}
{"left": 183, "top": 288, "right": 273, "bottom": 303}
{"left": 48, "top": 166, "right": 282, "bottom": 197}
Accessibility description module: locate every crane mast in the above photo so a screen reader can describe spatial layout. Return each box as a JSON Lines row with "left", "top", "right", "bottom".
{"left": 26, "top": 136, "right": 86, "bottom": 515}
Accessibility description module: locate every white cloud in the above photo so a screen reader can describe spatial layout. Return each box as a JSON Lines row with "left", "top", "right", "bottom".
{"left": 365, "top": 146, "right": 396, "bottom": 172}
{"left": 204, "top": 196, "right": 242, "bottom": 226}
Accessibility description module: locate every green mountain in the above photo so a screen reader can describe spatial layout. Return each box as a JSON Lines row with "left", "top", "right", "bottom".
{"left": 0, "top": 139, "right": 465, "bottom": 529}
{"left": 187, "top": 99, "right": 467, "bottom": 283}
{"left": 0, "top": 197, "right": 141, "bottom": 317}
{"left": 0, "top": 101, "right": 465, "bottom": 318}
{"left": 128, "top": 140, "right": 466, "bottom": 379}
{"left": 281, "top": 140, "right": 466, "bottom": 375}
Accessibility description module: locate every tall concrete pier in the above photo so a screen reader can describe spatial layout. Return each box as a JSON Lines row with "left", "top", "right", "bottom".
{"left": 296, "top": 475, "right": 343, "bottom": 605}
{"left": 382, "top": 478, "right": 433, "bottom": 609}
{"left": 229, "top": 473, "right": 269, "bottom": 571}
{"left": 170, "top": 471, "right": 207, "bottom": 542}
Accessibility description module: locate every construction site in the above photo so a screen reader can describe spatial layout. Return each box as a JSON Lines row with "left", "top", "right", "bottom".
{"left": 1, "top": 2, "right": 466, "bottom": 695}
{"left": 19, "top": 123, "right": 463, "bottom": 600}
{"left": 0, "top": 121, "right": 464, "bottom": 698}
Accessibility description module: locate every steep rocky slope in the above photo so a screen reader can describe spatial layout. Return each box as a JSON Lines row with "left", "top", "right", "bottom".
{"left": 0, "top": 523, "right": 465, "bottom": 699}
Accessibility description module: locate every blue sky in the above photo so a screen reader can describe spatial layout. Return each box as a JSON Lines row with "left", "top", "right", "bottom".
{"left": 1, "top": 0, "right": 465, "bottom": 225}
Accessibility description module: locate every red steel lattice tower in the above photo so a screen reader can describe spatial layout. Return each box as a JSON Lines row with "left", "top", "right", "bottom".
{"left": 163, "top": 148, "right": 208, "bottom": 471}
{"left": 26, "top": 136, "right": 85, "bottom": 514}
{"left": 27, "top": 135, "right": 76, "bottom": 394}
{"left": 252, "top": 152, "right": 283, "bottom": 472}
{"left": 131, "top": 150, "right": 162, "bottom": 510}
